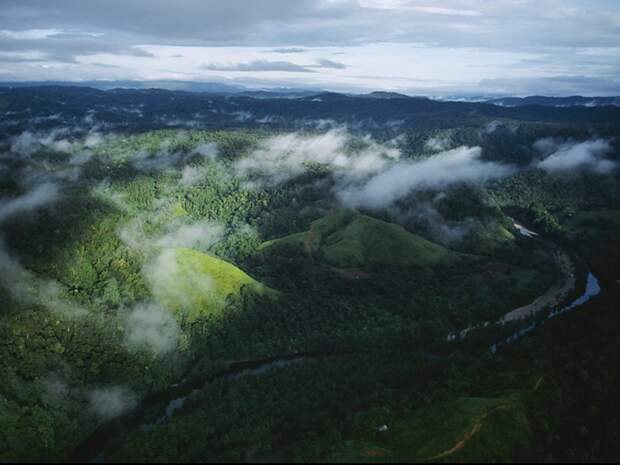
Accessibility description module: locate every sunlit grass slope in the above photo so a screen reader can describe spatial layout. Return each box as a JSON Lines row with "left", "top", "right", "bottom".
{"left": 151, "top": 248, "right": 273, "bottom": 319}
{"left": 261, "top": 210, "right": 456, "bottom": 268}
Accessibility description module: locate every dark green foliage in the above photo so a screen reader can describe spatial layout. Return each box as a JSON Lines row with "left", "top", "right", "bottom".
{"left": 0, "top": 103, "right": 619, "bottom": 463}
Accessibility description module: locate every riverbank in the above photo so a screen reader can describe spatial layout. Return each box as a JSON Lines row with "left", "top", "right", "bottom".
{"left": 500, "top": 246, "right": 575, "bottom": 323}
{"left": 71, "top": 350, "right": 353, "bottom": 462}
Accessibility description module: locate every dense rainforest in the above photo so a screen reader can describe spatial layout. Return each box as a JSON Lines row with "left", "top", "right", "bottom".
{"left": 0, "top": 86, "right": 619, "bottom": 462}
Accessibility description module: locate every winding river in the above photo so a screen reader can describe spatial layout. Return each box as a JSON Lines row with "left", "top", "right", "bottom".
{"left": 490, "top": 271, "right": 601, "bottom": 353}
{"left": 488, "top": 218, "right": 602, "bottom": 352}
{"left": 78, "top": 220, "right": 604, "bottom": 462}
{"left": 75, "top": 352, "right": 340, "bottom": 462}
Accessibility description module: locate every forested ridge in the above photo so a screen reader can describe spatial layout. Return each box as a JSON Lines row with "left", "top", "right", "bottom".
{"left": 0, "top": 87, "right": 619, "bottom": 462}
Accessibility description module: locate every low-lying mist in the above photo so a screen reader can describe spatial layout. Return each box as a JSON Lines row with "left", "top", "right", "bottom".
{"left": 534, "top": 138, "right": 617, "bottom": 174}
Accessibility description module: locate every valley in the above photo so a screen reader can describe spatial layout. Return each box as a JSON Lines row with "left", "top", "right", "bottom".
{"left": 0, "top": 86, "right": 619, "bottom": 462}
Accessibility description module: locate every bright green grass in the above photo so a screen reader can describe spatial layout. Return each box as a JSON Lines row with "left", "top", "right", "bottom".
{"left": 261, "top": 210, "right": 456, "bottom": 268}
{"left": 329, "top": 394, "right": 531, "bottom": 463}
{"left": 464, "top": 222, "right": 515, "bottom": 256}
{"left": 150, "top": 248, "right": 272, "bottom": 320}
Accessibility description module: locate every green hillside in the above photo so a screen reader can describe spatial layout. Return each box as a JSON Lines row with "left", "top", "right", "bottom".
{"left": 329, "top": 395, "right": 531, "bottom": 463}
{"left": 260, "top": 210, "right": 457, "bottom": 268}
{"left": 150, "top": 248, "right": 273, "bottom": 319}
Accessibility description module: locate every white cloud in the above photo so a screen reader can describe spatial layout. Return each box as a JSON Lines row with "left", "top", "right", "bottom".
{"left": 130, "top": 140, "right": 219, "bottom": 172}
{"left": 123, "top": 303, "right": 180, "bottom": 355}
{"left": 0, "top": 183, "right": 60, "bottom": 223}
{"left": 0, "top": 239, "right": 87, "bottom": 317}
{"left": 535, "top": 138, "right": 617, "bottom": 174}
{"left": 11, "top": 130, "right": 75, "bottom": 156}
{"left": 118, "top": 211, "right": 226, "bottom": 312}
{"left": 89, "top": 386, "right": 137, "bottom": 422}
{"left": 0, "top": 1, "right": 619, "bottom": 95}
{"left": 338, "top": 146, "right": 515, "bottom": 208}
{"left": 143, "top": 248, "right": 216, "bottom": 309}
{"left": 180, "top": 165, "right": 208, "bottom": 186}
{"left": 191, "top": 142, "right": 218, "bottom": 158}
{"left": 425, "top": 135, "right": 451, "bottom": 152}
{"left": 236, "top": 129, "right": 400, "bottom": 184}
{"left": 235, "top": 129, "right": 515, "bottom": 209}
{"left": 154, "top": 220, "right": 225, "bottom": 250}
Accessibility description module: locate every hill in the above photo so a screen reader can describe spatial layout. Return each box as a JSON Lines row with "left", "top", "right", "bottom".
{"left": 260, "top": 210, "right": 456, "bottom": 269}
{"left": 3, "top": 86, "right": 620, "bottom": 135}
{"left": 150, "top": 248, "right": 273, "bottom": 319}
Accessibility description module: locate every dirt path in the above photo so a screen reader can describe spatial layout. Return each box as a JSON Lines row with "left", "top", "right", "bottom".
{"left": 424, "top": 413, "right": 488, "bottom": 461}
{"left": 423, "top": 405, "right": 509, "bottom": 461}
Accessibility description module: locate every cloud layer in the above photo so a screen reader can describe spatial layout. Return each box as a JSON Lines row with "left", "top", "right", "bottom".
{"left": 89, "top": 386, "right": 137, "bottom": 421}
{"left": 235, "top": 130, "right": 516, "bottom": 209}
{"left": 123, "top": 303, "right": 181, "bottom": 355}
{"left": 338, "top": 146, "right": 515, "bottom": 208}
{"left": 535, "top": 138, "right": 617, "bottom": 174}
{"left": 0, "top": 183, "right": 60, "bottom": 223}
{"left": 236, "top": 129, "right": 400, "bottom": 184}
{"left": 1, "top": 1, "right": 619, "bottom": 95}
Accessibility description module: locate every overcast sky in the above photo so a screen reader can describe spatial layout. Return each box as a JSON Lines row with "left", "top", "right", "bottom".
{"left": 1, "top": 0, "right": 619, "bottom": 96}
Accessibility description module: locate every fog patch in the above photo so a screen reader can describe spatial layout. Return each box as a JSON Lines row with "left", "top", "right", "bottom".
{"left": 69, "top": 151, "right": 93, "bottom": 166}
{"left": 118, "top": 212, "right": 225, "bottom": 311}
{"left": 0, "top": 182, "right": 60, "bottom": 223}
{"left": 483, "top": 120, "right": 518, "bottom": 135}
{"left": 143, "top": 248, "right": 216, "bottom": 309}
{"left": 123, "top": 302, "right": 180, "bottom": 355}
{"left": 231, "top": 111, "right": 253, "bottom": 122}
{"left": 119, "top": 215, "right": 225, "bottom": 254}
{"left": 535, "top": 138, "right": 617, "bottom": 174}
{"left": 236, "top": 129, "right": 400, "bottom": 184}
{"left": 0, "top": 241, "right": 33, "bottom": 301}
{"left": 0, "top": 240, "right": 88, "bottom": 317}
{"left": 235, "top": 130, "right": 514, "bottom": 210}
{"left": 191, "top": 142, "right": 218, "bottom": 158}
{"left": 89, "top": 386, "right": 137, "bottom": 422}
{"left": 425, "top": 135, "right": 451, "bottom": 152}
{"left": 256, "top": 115, "right": 282, "bottom": 124}
{"left": 390, "top": 201, "right": 478, "bottom": 245}
{"left": 339, "top": 146, "right": 514, "bottom": 209}
{"left": 131, "top": 140, "right": 219, "bottom": 172}
{"left": 11, "top": 130, "right": 75, "bottom": 156}
{"left": 84, "top": 132, "right": 105, "bottom": 148}
{"left": 180, "top": 165, "right": 208, "bottom": 186}
{"left": 93, "top": 179, "right": 129, "bottom": 212}
{"left": 154, "top": 220, "right": 225, "bottom": 251}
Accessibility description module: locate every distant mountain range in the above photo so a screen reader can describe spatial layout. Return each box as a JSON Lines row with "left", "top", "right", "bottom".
{"left": 0, "top": 80, "right": 322, "bottom": 98}
{"left": 2, "top": 85, "right": 620, "bottom": 133}
{"left": 1, "top": 81, "right": 619, "bottom": 107}
{"left": 488, "top": 96, "right": 620, "bottom": 108}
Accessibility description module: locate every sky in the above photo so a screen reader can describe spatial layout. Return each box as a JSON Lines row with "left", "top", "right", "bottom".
{"left": 0, "top": 0, "right": 619, "bottom": 96}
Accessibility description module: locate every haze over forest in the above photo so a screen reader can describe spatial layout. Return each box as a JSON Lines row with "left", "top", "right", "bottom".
{"left": 1, "top": 1, "right": 620, "bottom": 463}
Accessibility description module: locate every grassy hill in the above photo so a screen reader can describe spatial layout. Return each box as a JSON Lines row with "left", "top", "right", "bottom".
{"left": 150, "top": 248, "right": 273, "bottom": 319}
{"left": 260, "top": 210, "right": 457, "bottom": 269}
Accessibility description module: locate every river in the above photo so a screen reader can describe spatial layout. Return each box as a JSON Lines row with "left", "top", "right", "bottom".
{"left": 490, "top": 271, "right": 601, "bottom": 353}
{"left": 75, "top": 352, "right": 339, "bottom": 462}
{"left": 80, "top": 220, "right": 603, "bottom": 462}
